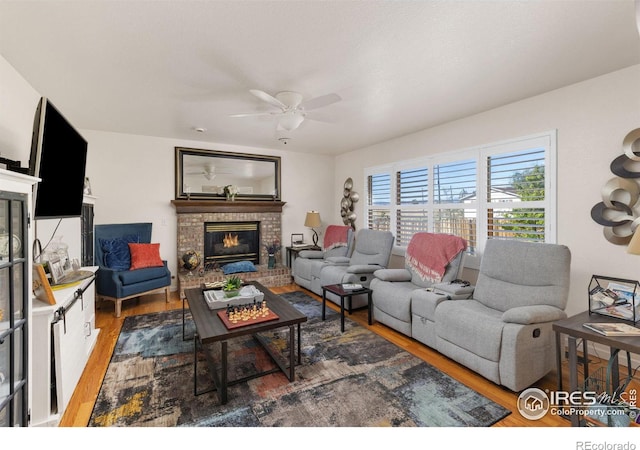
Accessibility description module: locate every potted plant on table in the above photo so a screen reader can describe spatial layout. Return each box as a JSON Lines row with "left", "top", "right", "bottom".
{"left": 222, "top": 275, "right": 243, "bottom": 298}
{"left": 264, "top": 240, "right": 281, "bottom": 269}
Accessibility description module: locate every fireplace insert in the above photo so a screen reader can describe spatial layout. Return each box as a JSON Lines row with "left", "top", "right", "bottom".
{"left": 204, "top": 221, "right": 260, "bottom": 267}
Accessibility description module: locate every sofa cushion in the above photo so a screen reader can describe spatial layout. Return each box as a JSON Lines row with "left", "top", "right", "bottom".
{"left": 370, "top": 278, "right": 415, "bottom": 323}
{"left": 222, "top": 260, "right": 257, "bottom": 275}
{"left": 435, "top": 300, "right": 504, "bottom": 362}
{"left": 99, "top": 234, "right": 139, "bottom": 270}
{"left": 129, "top": 243, "right": 164, "bottom": 270}
{"left": 118, "top": 265, "right": 169, "bottom": 285}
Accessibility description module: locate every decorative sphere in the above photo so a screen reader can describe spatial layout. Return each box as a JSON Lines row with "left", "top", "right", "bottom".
{"left": 182, "top": 251, "right": 201, "bottom": 271}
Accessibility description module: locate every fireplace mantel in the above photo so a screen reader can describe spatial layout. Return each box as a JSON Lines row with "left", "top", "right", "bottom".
{"left": 171, "top": 200, "right": 286, "bottom": 214}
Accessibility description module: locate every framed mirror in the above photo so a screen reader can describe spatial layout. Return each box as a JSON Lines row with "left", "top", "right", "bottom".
{"left": 175, "top": 147, "right": 281, "bottom": 201}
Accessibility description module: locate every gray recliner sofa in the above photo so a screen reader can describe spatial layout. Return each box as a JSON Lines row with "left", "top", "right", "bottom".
{"left": 318, "top": 229, "right": 395, "bottom": 309}
{"left": 434, "top": 239, "right": 571, "bottom": 391}
{"left": 292, "top": 225, "right": 354, "bottom": 294}
{"left": 371, "top": 238, "right": 571, "bottom": 392}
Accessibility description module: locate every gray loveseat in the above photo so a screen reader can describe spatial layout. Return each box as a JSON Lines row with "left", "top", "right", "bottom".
{"left": 373, "top": 239, "right": 571, "bottom": 392}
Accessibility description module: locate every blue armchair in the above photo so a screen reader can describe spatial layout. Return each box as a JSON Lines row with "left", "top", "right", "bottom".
{"left": 94, "top": 222, "right": 172, "bottom": 317}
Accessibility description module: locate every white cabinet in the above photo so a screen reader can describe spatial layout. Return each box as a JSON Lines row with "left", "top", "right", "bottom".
{"left": 0, "top": 168, "right": 38, "bottom": 427}
{"left": 30, "top": 267, "right": 99, "bottom": 427}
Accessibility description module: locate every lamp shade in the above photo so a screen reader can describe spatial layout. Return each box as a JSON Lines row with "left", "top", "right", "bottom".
{"left": 628, "top": 226, "right": 640, "bottom": 255}
{"left": 304, "top": 211, "right": 321, "bottom": 228}
{"left": 279, "top": 112, "right": 305, "bottom": 131}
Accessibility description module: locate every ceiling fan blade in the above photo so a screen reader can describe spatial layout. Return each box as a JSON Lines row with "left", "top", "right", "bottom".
{"left": 304, "top": 112, "right": 336, "bottom": 124}
{"left": 249, "top": 89, "right": 287, "bottom": 110}
{"left": 300, "top": 93, "right": 341, "bottom": 111}
{"left": 229, "top": 112, "right": 275, "bottom": 118}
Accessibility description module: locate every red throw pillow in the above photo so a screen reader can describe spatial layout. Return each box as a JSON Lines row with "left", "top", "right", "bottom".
{"left": 128, "top": 243, "right": 164, "bottom": 270}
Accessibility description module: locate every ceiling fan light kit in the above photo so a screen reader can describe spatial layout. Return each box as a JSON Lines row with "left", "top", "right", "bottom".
{"left": 278, "top": 111, "right": 305, "bottom": 131}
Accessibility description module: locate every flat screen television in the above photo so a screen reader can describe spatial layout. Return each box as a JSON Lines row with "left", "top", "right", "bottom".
{"left": 29, "top": 97, "right": 88, "bottom": 219}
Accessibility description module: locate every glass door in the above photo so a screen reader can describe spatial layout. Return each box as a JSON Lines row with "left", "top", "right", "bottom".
{"left": 0, "top": 192, "right": 28, "bottom": 426}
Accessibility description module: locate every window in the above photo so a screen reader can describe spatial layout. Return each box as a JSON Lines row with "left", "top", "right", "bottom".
{"left": 364, "top": 131, "right": 556, "bottom": 268}
{"left": 367, "top": 172, "right": 391, "bottom": 232}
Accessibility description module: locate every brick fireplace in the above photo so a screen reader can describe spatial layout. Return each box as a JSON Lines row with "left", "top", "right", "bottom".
{"left": 172, "top": 200, "right": 291, "bottom": 298}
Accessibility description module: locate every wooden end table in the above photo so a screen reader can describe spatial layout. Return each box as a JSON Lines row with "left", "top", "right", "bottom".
{"left": 553, "top": 310, "right": 640, "bottom": 426}
{"left": 321, "top": 283, "right": 373, "bottom": 332}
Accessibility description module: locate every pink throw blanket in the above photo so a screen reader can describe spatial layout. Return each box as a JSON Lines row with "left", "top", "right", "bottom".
{"left": 405, "top": 233, "right": 467, "bottom": 282}
{"left": 324, "top": 225, "right": 350, "bottom": 250}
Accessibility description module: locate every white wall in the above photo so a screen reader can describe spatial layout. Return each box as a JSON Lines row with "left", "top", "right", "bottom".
{"left": 0, "top": 56, "right": 40, "bottom": 164}
{"left": 335, "top": 64, "right": 640, "bottom": 317}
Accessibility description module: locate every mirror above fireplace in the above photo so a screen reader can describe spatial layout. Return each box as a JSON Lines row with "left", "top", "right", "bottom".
{"left": 175, "top": 147, "right": 281, "bottom": 201}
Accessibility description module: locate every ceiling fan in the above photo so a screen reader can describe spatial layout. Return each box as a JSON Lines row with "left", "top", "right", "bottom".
{"left": 185, "top": 163, "right": 229, "bottom": 180}
{"left": 230, "top": 89, "right": 341, "bottom": 131}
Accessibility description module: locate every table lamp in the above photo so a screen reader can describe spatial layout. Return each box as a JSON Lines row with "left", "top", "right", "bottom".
{"left": 628, "top": 223, "right": 640, "bottom": 255}
{"left": 304, "top": 211, "right": 321, "bottom": 247}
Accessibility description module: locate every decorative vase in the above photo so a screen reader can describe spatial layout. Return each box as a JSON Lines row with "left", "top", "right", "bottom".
{"left": 224, "top": 289, "right": 239, "bottom": 298}
{"left": 268, "top": 254, "right": 276, "bottom": 269}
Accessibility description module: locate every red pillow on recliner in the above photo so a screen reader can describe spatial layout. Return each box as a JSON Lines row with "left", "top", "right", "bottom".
{"left": 128, "top": 243, "right": 164, "bottom": 270}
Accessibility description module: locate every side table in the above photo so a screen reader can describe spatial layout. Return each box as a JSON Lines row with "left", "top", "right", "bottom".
{"left": 322, "top": 283, "right": 373, "bottom": 332}
{"left": 553, "top": 311, "right": 640, "bottom": 426}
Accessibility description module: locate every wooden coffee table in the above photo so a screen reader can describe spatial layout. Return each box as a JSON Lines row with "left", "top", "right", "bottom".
{"left": 184, "top": 281, "right": 307, "bottom": 404}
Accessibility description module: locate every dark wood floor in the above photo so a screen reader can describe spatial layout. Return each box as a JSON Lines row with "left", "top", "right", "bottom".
{"left": 58, "top": 283, "right": 637, "bottom": 428}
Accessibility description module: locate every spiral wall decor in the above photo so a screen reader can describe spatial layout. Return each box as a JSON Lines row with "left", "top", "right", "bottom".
{"left": 341, "top": 177, "right": 359, "bottom": 230}
{"left": 591, "top": 128, "right": 640, "bottom": 246}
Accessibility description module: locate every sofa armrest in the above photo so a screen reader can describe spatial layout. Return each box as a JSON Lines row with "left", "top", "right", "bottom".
{"left": 432, "top": 281, "right": 475, "bottom": 296}
{"left": 325, "top": 256, "right": 351, "bottom": 265}
{"left": 347, "top": 264, "right": 384, "bottom": 274}
{"left": 298, "top": 250, "right": 325, "bottom": 259}
{"left": 502, "top": 305, "right": 567, "bottom": 325}
{"left": 373, "top": 268, "right": 412, "bottom": 282}
{"left": 95, "top": 266, "right": 122, "bottom": 297}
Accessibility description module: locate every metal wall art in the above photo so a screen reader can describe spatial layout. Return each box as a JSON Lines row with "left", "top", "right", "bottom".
{"left": 341, "top": 177, "right": 359, "bottom": 230}
{"left": 591, "top": 128, "right": 640, "bottom": 245}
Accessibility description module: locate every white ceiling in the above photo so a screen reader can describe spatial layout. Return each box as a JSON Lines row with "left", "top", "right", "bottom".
{"left": 1, "top": 0, "right": 639, "bottom": 155}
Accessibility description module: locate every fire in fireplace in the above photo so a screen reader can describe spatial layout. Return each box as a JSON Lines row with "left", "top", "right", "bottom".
{"left": 204, "top": 221, "right": 260, "bottom": 266}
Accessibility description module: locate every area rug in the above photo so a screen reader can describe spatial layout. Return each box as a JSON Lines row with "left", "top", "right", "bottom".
{"left": 89, "top": 291, "right": 510, "bottom": 427}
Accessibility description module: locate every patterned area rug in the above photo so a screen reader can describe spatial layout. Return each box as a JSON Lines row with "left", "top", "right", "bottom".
{"left": 89, "top": 291, "right": 510, "bottom": 427}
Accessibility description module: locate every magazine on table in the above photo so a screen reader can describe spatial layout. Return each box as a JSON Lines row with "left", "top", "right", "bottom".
{"left": 342, "top": 283, "right": 363, "bottom": 291}
{"left": 583, "top": 322, "right": 640, "bottom": 336}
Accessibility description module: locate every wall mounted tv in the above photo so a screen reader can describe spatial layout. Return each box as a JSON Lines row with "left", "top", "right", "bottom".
{"left": 29, "top": 97, "right": 88, "bottom": 219}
